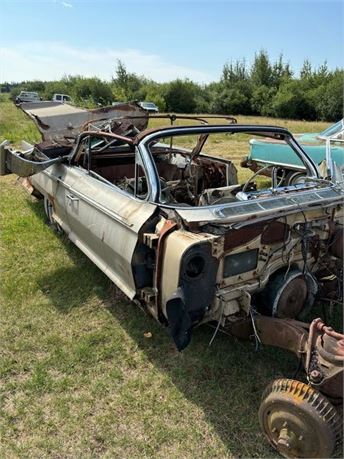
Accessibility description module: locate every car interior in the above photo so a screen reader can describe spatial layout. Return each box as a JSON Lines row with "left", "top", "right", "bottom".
{"left": 71, "top": 132, "right": 243, "bottom": 206}
{"left": 35, "top": 129, "right": 312, "bottom": 207}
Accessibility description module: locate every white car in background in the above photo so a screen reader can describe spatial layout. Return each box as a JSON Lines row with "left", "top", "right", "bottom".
{"left": 52, "top": 94, "right": 72, "bottom": 103}
{"left": 139, "top": 101, "right": 159, "bottom": 113}
{"left": 15, "top": 91, "right": 41, "bottom": 104}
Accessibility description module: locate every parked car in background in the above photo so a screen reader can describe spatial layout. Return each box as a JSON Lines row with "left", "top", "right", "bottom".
{"left": 15, "top": 91, "right": 41, "bottom": 104}
{"left": 139, "top": 101, "right": 159, "bottom": 113}
{"left": 243, "top": 119, "right": 344, "bottom": 185}
{"left": 52, "top": 93, "right": 72, "bottom": 103}
{"left": 1, "top": 113, "right": 343, "bottom": 459}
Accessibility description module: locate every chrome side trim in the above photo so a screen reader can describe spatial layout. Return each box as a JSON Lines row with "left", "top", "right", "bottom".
{"left": 42, "top": 170, "right": 134, "bottom": 229}
{"left": 247, "top": 159, "right": 307, "bottom": 171}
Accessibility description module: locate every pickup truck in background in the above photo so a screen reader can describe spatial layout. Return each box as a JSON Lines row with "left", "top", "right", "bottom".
{"left": 52, "top": 93, "right": 72, "bottom": 103}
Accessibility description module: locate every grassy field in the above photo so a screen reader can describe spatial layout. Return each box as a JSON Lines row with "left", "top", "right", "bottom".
{"left": 0, "top": 96, "right": 340, "bottom": 458}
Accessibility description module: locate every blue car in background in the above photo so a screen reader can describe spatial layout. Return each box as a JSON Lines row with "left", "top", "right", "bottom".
{"left": 243, "top": 119, "right": 344, "bottom": 185}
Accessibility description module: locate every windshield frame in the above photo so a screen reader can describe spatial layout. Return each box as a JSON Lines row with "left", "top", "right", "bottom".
{"left": 138, "top": 125, "right": 320, "bottom": 206}
{"left": 319, "top": 119, "right": 344, "bottom": 140}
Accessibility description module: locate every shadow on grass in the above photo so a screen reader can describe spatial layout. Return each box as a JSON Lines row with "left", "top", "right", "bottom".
{"left": 39, "top": 259, "right": 296, "bottom": 457}
{"left": 28, "top": 198, "right": 341, "bottom": 458}
{"left": 34, "top": 277, "right": 286, "bottom": 449}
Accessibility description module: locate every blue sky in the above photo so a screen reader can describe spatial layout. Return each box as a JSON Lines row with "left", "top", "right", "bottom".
{"left": 0, "top": 0, "right": 342, "bottom": 83}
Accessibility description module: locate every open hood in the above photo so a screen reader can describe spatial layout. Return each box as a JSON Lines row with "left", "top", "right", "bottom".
{"left": 20, "top": 101, "right": 148, "bottom": 142}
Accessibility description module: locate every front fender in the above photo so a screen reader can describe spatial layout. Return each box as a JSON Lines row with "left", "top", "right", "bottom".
{"left": 161, "top": 230, "right": 218, "bottom": 350}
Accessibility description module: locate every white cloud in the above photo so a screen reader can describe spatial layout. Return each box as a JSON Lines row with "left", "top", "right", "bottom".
{"left": 61, "top": 1, "right": 73, "bottom": 7}
{"left": 0, "top": 42, "right": 214, "bottom": 84}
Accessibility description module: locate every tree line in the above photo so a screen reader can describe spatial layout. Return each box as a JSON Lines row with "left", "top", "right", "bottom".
{"left": 2, "top": 50, "right": 342, "bottom": 121}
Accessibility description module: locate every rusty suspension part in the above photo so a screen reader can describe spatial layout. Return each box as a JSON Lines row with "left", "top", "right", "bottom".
{"left": 227, "top": 315, "right": 344, "bottom": 400}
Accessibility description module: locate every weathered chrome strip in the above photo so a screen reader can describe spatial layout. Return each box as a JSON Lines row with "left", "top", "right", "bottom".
{"left": 246, "top": 158, "right": 307, "bottom": 171}
{"left": 42, "top": 170, "right": 134, "bottom": 229}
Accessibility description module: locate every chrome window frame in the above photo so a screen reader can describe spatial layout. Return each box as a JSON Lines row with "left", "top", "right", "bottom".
{"left": 138, "top": 125, "right": 320, "bottom": 207}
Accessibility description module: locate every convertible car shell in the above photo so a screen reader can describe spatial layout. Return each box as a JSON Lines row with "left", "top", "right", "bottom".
{"left": 1, "top": 114, "right": 343, "bottom": 458}
{"left": 1, "top": 121, "right": 342, "bottom": 344}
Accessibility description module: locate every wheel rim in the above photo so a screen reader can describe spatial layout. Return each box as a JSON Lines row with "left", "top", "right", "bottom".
{"left": 273, "top": 276, "right": 308, "bottom": 318}
{"left": 259, "top": 379, "right": 340, "bottom": 458}
{"left": 44, "top": 197, "right": 62, "bottom": 232}
{"left": 287, "top": 172, "right": 306, "bottom": 186}
{"left": 261, "top": 399, "right": 329, "bottom": 457}
{"left": 44, "top": 197, "right": 54, "bottom": 223}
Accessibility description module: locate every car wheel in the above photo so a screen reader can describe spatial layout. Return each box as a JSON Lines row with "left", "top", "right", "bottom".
{"left": 259, "top": 378, "right": 342, "bottom": 458}
{"left": 286, "top": 170, "right": 307, "bottom": 186}
{"left": 255, "top": 269, "right": 317, "bottom": 319}
{"left": 44, "top": 196, "right": 62, "bottom": 233}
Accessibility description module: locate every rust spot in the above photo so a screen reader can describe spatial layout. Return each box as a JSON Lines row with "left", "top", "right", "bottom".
{"left": 17, "top": 176, "right": 34, "bottom": 194}
{"left": 224, "top": 223, "right": 264, "bottom": 251}
{"left": 224, "top": 220, "right": 290, "bottom": 251}
{"left": 261, "top": 221, "right": 290, "bottom": 245}
{"left": 47, "top": 193, "right": 56, "bottom": 211}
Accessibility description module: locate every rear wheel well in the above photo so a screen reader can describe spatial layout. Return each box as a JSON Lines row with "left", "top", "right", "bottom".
{"left": 253, "top": 266, "right": 316, "bottom": 319}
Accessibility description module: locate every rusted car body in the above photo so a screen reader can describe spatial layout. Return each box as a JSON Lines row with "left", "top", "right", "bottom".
{"left": 18, "top": 100, "right": 149, "bottom": 141}
{"left": 1, "top": 112, "right": 343, "bottom": 458}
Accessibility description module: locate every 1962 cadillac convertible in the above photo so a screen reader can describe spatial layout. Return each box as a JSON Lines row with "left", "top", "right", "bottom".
{"left": 1, "top": 111, "right": 343, "bottom": 458}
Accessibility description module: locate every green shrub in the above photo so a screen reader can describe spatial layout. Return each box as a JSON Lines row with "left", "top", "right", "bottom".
{"left": 3, "top": 54, "right": 342, "bottom": 121}
{"left": 272, "top": 80, "right": 316, "bottom": 119}
{"left": 164, "top": 79, "right": 199, "bottom": 113}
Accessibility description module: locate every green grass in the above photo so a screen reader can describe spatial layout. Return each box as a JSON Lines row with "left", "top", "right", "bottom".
{"left": 0, "top": 94, "right": 41, "bottom": 145}
{"left": 0, "top": 97, "right": 341, "bottom": 458}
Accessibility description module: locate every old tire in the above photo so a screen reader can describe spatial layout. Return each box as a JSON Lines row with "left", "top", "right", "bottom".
{"left": 44, "top": 196, "right": 62, "bottom": 233}
{"left": 259, "top": 379, "right": 342, "bottom": 458}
